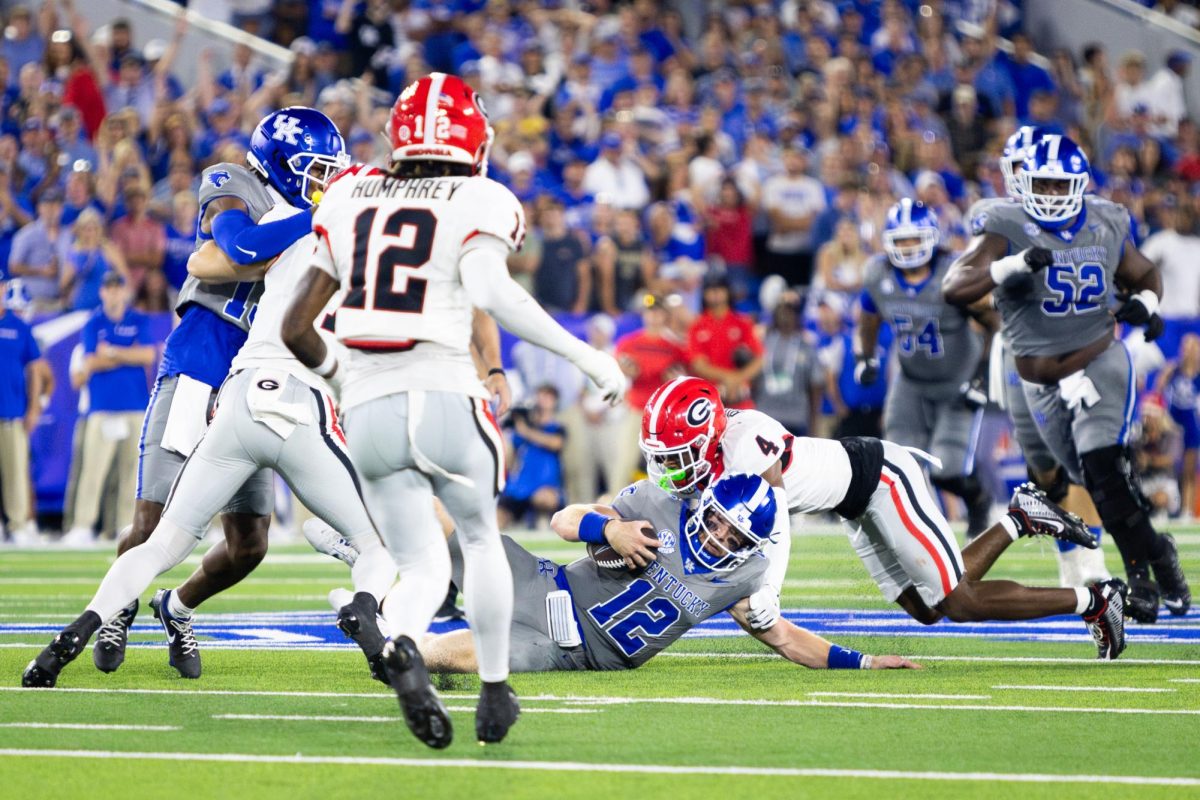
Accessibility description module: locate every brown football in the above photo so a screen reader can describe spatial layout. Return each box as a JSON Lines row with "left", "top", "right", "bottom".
{"left": 586, "top": 526, "right": 657, "bottom": 571}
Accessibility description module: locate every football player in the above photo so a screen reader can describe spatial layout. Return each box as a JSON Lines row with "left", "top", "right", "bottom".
{"left": 982, "top": 126, "right": 1113, "bottom": 589}
{"left": 944, "top": 133, "right": 1191, "bottom": 623}
{"left": 855, "top": 198, "right": 994, "bottom": 538}
{"left": 639, "top": 377, "right": 1128, "bottom": 659}
{"left": 21, "top": 109, "right": 411, "bottom": 696}
{"left": 420, "top": 472, "right": 920, "bottom": 673}
{"left": 88, "top": 109, "right": 326, "bottom": 676}
{"left": 281, "top": 73, "right": 626, "bottom": 746}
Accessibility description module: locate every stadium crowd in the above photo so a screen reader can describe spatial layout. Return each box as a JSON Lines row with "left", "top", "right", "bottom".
{"left": 3, "top": 0, "right": 1200, "bottom": 542}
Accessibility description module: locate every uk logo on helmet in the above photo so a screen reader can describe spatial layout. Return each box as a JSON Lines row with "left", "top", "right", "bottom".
{"left": 685, "top": 398, "right": 713, "bottom": 427}
{"left": 272, "top": 115, "right": 302, "bottom": 145}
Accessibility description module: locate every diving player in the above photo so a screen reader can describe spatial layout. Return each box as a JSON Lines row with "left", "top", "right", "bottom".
{"left": 90, "top": 108, "right": 335, "bottom": 676}
{"left": 281, "top": 74, "right": 626, "bottom": 747}
{"left": 855, "top": 198, "right": 994, "bottom": 538}
{"left": 943, "top": 133, "right": 1191, "bottom": 623}
{"left": 982, "top": 126, "right": 1112, "bottom": 589}
{"left": 420, "top": 472, "right": 920, "bottom": 673}
{"left": 23, "top": 109, "right": 404, "bottom": 698}
{"left": 639, "top": 377, "right": 1128, "bottom": 659}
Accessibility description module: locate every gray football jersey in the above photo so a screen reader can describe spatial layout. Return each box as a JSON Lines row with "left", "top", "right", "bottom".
{"left": 863, "top": 249, "right": 981, "bottom": 386}
{"left": 567, "top": 480, "right": 768, "bottom": 670}
{"left": 970, "top": 195, "right": 1133, "bottom": 357}
{"left": 173, "top": 163, "right": 274, "bottom": 330}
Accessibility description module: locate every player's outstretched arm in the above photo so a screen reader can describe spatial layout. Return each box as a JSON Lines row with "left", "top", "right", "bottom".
{"left": 187, "top": 240, "right": 270, "bottom": 283}
{"left": 282, "top": 267, "right": 342, "bottom": 382}
{"left": 471, "top": 309, "right": 511, "bottom": 416}
{"left": 550, "top": 504, "right": 619, "bottom": 542}
{"left": 550, "top": 504, "right": 661, "bottom": 568}
{"left": 942, "top": 232, "right": 1022, "bottom": 306}
{"left": 728, "top": 598, "right": 921, "bottom": 670}
{"left": 1113, "top": 242, "right": 1165, "bottom": 339}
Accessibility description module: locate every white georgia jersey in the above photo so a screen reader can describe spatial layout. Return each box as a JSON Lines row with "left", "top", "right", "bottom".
{"left": 311, "top": 163, "right": 526, "bottom": 410}
{"left": 719, "top": 408, "right": 853, "bottom": 515}
{"left": 230, "top": 204, "right": 344, "bottom": 394}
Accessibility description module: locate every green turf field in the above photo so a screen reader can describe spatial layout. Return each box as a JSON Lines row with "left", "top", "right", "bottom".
{"left": 1, "top": 525, "right": 1198, "bottom": 799}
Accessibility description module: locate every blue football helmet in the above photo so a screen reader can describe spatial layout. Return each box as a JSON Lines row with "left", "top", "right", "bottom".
{"left": 883, "top": 198, "right": 940, "bottom": 269}
{"left": 246, "top": 107, "right": 350, "bottom": 209}
{"left": 1020, "top": 134, "right": 1090, "bottom": 227}
{"left": 999, "top": 125, "right": 1051, "bottom": 199}
{"left": 683, "top": 472, "right": 776, "bottom": 572}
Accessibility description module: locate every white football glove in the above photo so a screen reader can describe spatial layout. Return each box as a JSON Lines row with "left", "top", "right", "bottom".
{"left": 1058, "top": 370, "right": 1101, "bottom": 412}
{"left": 574, "top": 348, "right": 627, "bottom": 407}
{"left": 746, "top": 586, "right": 781, "bottom": 631}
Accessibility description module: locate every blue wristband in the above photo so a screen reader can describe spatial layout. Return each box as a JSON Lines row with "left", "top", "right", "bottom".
{"left": 827, "top": 645, "right": 865, "bottom": 670}
{"left": 578, "top": 512, "right": 611, "bottom": 544}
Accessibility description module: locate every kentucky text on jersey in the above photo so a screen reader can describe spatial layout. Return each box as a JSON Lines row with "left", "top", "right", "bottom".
{"left": 349, "top": 176, "right": 465, "bottom": 201}
{"left": 1051, "top": 246, "right": 1107, "bottom": 265}
{"left": 642, "top": 560, "right": 712, "bottom": 617}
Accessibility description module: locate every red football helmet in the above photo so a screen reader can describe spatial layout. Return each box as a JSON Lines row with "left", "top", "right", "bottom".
{"left": 387, "top": 72, "right": 494, "bottom": 175}
{"left": 640, "top": 376, "right": 727, "bottom": 496}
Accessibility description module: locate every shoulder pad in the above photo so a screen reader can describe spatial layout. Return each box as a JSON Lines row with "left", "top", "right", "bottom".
{"left": 457, "top": 177, "right": 526, "bottom": 252}
{"left": 198, "top": 163, "right": 271, "bottom": 210}
{"left": 966, "top": 197, "right": 1010, "bottom": 237}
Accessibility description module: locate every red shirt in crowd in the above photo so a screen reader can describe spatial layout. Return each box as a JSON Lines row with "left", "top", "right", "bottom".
{"left": 704, "top": 205, "right": 754, "bottom": 268}
{"left": 63, "top": 65, "right": 107, "bottom": 140}
{"left": 615, "top": 330, "right": 688, "bottom": 412}
{"left": 687, "top": 309, "right": 763, "bottom": 409}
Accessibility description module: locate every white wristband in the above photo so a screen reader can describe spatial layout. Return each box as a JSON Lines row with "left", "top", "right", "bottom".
{"left": 314, "top": 347, "right": 338, "bottom": 379}
{"left": 860, "top": 654, "right": 874, "bottom": 670}
{"left": 1132, "top": 289, "right": 1160, "bottom": 317}
{"left": 989, "top": 252, "right": 1030, "bottom": 285}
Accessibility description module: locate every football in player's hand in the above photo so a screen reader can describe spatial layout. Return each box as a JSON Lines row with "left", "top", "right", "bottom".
{"left": 586, "top": 542, "right": 627, "bottom": 570}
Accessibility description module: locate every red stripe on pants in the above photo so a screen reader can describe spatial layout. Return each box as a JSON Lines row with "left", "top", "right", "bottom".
{"left": 879, "top": 472, "right": 952, "bottom": 597}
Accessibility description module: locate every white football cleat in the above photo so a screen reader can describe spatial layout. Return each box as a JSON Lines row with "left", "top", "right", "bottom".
{"left": 59, "top": 527, "right": 95, "bottom": 547}
{"left": 303, "top": 518, "right": 359, "bottom": 566}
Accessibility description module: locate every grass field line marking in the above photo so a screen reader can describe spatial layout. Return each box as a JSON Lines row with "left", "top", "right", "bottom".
{"left": 659, "top": 653, "right": 1200, "bottom": 665}
{"left": 212, "top": 709, "right": 599, "bottom": 724}
{"left": 0, "top": 722, "right": 179, "bottom": 731}
{"left": 1169, "top": 678, "right": 1200, "bottom": 683}
{"left": 0, "top": 749, "right": 1197, "bottom": 786}
{"left": 991, "top": 685, "right": 1178, "bottom": 693}
{"left": 807, "top": 692, "right": 992, "bottom": 700}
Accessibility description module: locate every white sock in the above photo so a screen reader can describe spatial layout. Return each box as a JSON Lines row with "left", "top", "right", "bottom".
{"left": 999, "top": 514, "right": 1021, "bottom": 541}
{"left": 328, "top": 587, "right": 353, "bottom": 611}
{"left": 381, "top": 537, "right": 452, "bottom": 642}
{"left": 1074, "top": 586, "right": 1091, "bottom": 614}
{"left": 85, "top": 520, "right": 199, "bottom": 622}
{"left": 459, "top": 532, "right": 513, "bottom": 684}
{"left": 167, "top": 589, "right": 193, "bottom": 619}
{"left": 346, "top": 533, "right": 399, "bottom": 603}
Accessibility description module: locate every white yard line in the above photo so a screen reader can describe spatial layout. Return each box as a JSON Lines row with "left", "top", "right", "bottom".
{"left": 1169, "top": 678, "right": 1200, "bottom": 683}
{"left": 808, "top": 692, "right": 992, "bottom": 700}
{"left": 0, "top": 722, "right": 178, "bottom": 731}
{"left": 213, "top": 709, "right": 598, "bottom": 723}
{"left": 0, "top": 748, "right": 1196, "bottom": 786}
{"left": 992, "top": 685, "right": 1177, "bottom": 693}
{"left": 659, "top": 652, "right": 1200, "bottom": 665}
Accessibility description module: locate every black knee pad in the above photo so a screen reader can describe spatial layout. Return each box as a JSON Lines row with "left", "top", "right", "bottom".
{"left": 930, "top": 474, "right": 981, "bottom": 499}
{"left": 1081, "top": 445, "right": 1155, "bottom": 565}
{"left": 1030, "top": 465, "right": 1070, "bottom": 504}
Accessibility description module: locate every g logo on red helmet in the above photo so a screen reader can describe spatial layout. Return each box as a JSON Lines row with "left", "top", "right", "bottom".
{"left": 685, "top": 398, "right": 713, "bottom": 427}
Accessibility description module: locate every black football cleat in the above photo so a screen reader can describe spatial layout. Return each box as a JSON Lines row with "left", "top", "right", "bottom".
{"left": 432, "top": 583, "right": 465, "bottom": 624}
{"left": 1006, "top": 483, "right": 1096, "bottom": 548}
{"left": 22, "top": 612, "right": 101, "bottom": 687}
{"left": 1082, "top": 578, "right": 1127, "bottom": 660}
{"left": 336, "top": 592, "right": 388, "bottom": 685}
{"left": 475, "top": 680, "right": 520, "bottom": 744}
{"left": 93, "top": 600, "right": 138, "bottom": 674}
{"left": 383, "top": 636, "right": 453, "bottom": 749}
{"left": 1124, "top": 568, "right": 1160, "bottom": 624}
{"left": 150, "top": 589, "right": 201, "bottom": 679}
{"left": 1151, "top": 534, "right": 1191, "bottom": 617}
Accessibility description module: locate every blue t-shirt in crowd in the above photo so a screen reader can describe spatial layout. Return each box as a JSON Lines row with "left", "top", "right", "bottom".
{"left": 163, "top": 223, "right": 195, "bottom": 290}
{"left": 503, "top": 419, "right": 565, "bottom": 501}
{"left": 82, "top": 307, "right": 153, "bottom": 413}
{"left": 68, "top": 247, "right": 114, "bottom": 312}
{"left": 0, "top": 310, "right": 39, "bottom": 419}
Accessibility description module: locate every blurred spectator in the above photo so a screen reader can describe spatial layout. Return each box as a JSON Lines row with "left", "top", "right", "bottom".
{"left": 1001, "top": 32, "right": 1056, "bottom": 121}
{"left": 162, "top": 191, "right": 198, "bottom": 291}
{"left": 703, "top": 179, "right": 754, "bottom": 291}
{"left": 1142, "top": 198, "right": 1200, "bottom": 321}
{"left": 0, "top": 7, "right": 44, "bottom": 82}
{"left": 47, "top": 28, "right": 106, "bottom": 139}
{"left": 1134, "top": 399, "right": 1184, "bottom": 519}
{"left": 594, "top": 208, "right": 654, "bottom": 315}
{"left": 496, "top": 384, "right": 565, "bottom": 529}
{"left": 583, "top": 132, "right": 650, "bottom": 210}
{"left": 8, "top": 188, "right": 70, "bottom": 310}
{"left": 1112, "top": 50, "right": 1150, "bottom": 121}
{"left": 1156, "top": 0, "right": 1200, "bottom": 27}
{"left": 647, "top": 201, "right": 705, "bottom": 304}
{"left": 946, "top": 85, "right": 989, "bottom": 172}
{"left": 0, "top": 266, "right": 49, "bottom": 544}
{"left": 61, "top": 272, "right": 153, "bottom": 544}
{"left": 761, "top": 143, "right": 825, "bottom": 289}
{"left": 1144, "top": 51, "right": 1190, "bottom": 138}
{"left": 568, "top": 315, "right": 628, "bottom": 501}
{"left": 1154, "top": 333, "right": 1200, "bottom": 518}
{"left": 63, "top": 207, "right": 126, "bottom": 311}
{"left": 109, "top": 183, "right": 165, "bottom": 293}
{"left": 814, "top": 217, "right": 867, "bottom": 301}
{"left": 687, "top": 276, "right": 763, "bottom": 409}
{"left": 531, "top": 198, "right": 589, "bottom": 315}
{"left": 755, "top": 292, "right": 822, "bottom": 437}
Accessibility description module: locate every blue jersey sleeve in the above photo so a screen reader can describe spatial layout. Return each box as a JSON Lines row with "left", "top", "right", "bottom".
{"left": 859, "top": 288, "right": 877, "bottom": 314}
{"left": 19, "top": 323, "right": 39, "bottom": 364}
{"left": 81, "top": 317, "right": 98, "bottom": 354}
{"left": 212, "top": 208, "right": 312, "bottom": 265}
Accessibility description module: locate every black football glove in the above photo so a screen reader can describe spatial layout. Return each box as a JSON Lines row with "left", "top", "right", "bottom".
{"left": 854, "top": 356, "right": 879, "bottom": 386}
{"left": 1114, "top": 292, "right": 1154, "bottom": 326}
{"left": 960, "top": 378, "right": 988, "bottom": 411}
{"left": 1144, "top": 313, "right": 1165, "bottom": 342}
{"left": 1023, "top": 247, "right": 1053, "bottom": 272}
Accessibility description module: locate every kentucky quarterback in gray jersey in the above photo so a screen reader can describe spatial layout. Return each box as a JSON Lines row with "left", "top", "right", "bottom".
{"left": 856, "top": 199, "right": 993, "bottom": 538}
{"left": 944, "top": 133, "right": 1190, "bottom": 623}
{"left": 422, "top": 474, "right": 919, "bottom": 673}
